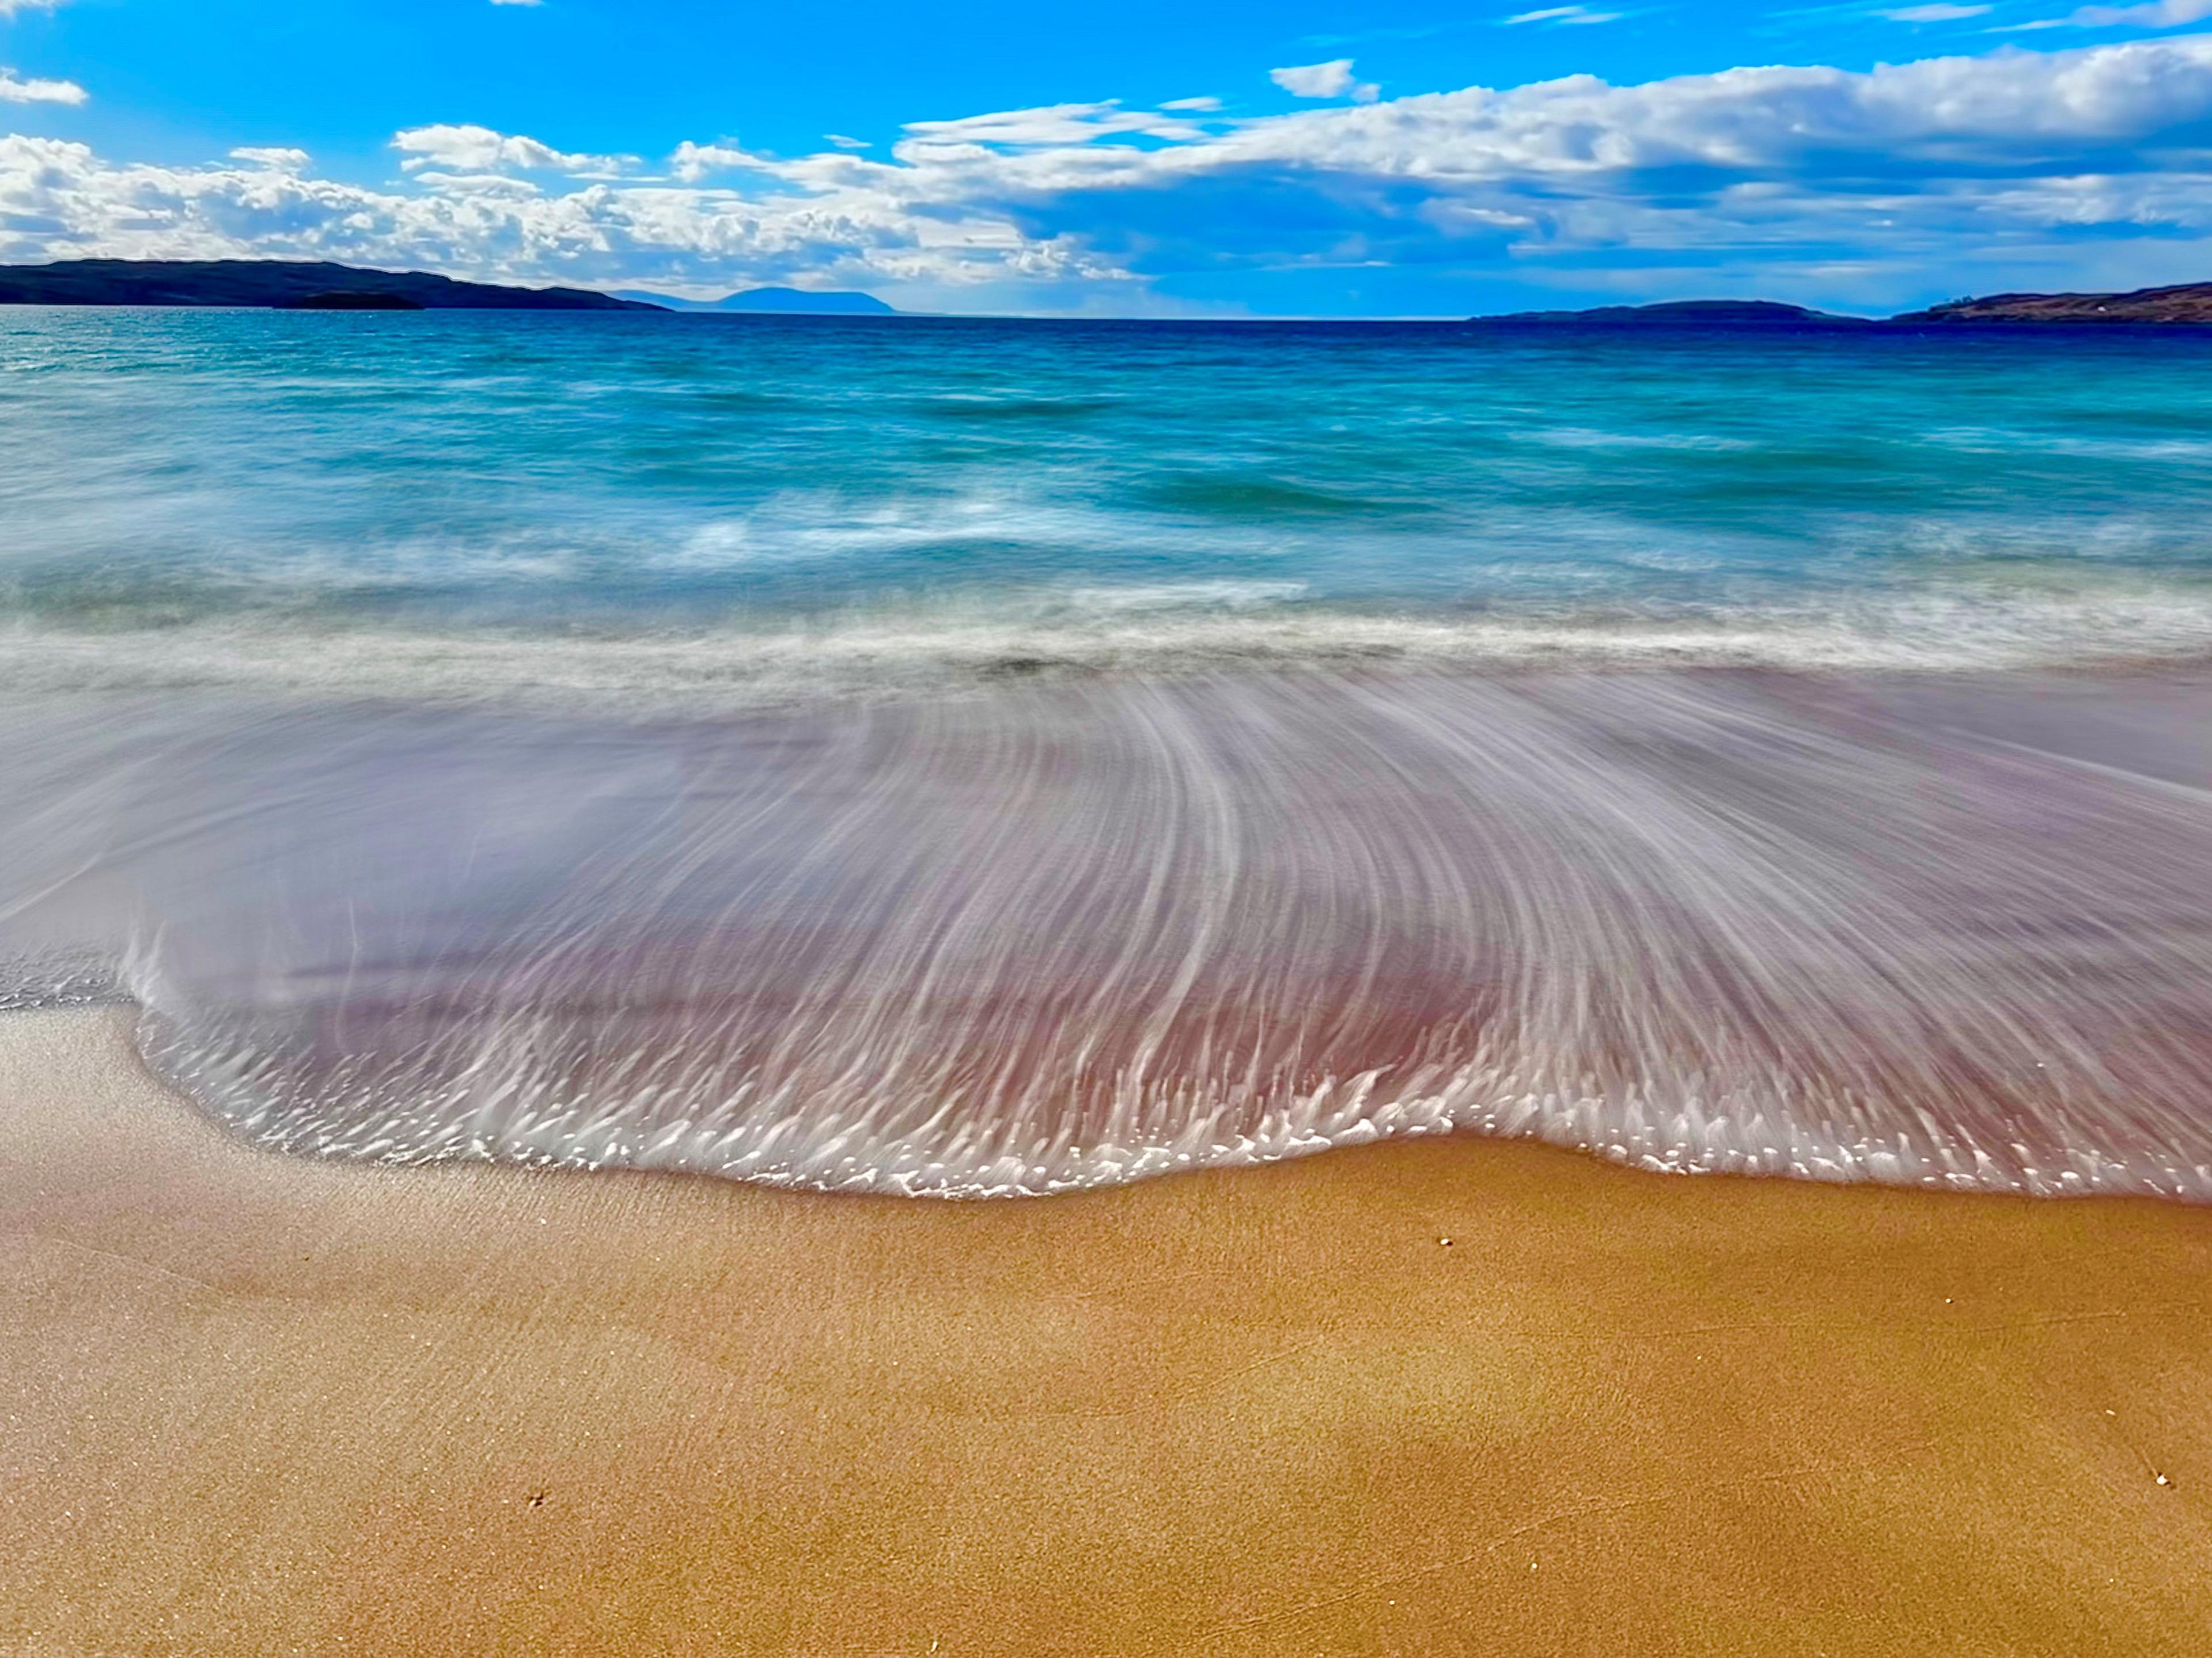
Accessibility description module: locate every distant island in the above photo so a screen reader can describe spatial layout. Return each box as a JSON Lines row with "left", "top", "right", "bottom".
{"left": 615, "top": 286, "right": 898, "bottom": 316}
{"left": 1479, "top": 300, "right": 1864, "bottom": 328}
{"left": 0, "top": 260, "right": 659, "bottom": 311}
{"left": 1478, "top": 282, "right": 2212, "bottom": 327}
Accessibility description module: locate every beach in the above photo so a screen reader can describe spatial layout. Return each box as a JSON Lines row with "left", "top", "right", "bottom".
{"left": 6, "top": 1006, "right": 2210, "bottom": 1656}
{"left": 7, "top": 309, "right": 2212, "bottom": 1655}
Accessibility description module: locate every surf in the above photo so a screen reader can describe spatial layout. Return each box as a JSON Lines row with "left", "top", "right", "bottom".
{"left": 5, "top": 665, "right": 2211, "bottom": 1199}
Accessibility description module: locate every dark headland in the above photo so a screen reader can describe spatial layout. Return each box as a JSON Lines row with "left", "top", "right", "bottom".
{"left": 0, "top": 259, "right": 660, "bottom": 311}
{"left": 1478, "top": 281, "right": 2212, "bottom": 327}
{"left": 1893, "top": 281, "right": 2212, "bottom": 324}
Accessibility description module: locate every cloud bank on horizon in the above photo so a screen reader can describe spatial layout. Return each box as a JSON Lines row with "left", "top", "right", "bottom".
{"left": 6, "top": 18, "right": 2212, "bottom": 313}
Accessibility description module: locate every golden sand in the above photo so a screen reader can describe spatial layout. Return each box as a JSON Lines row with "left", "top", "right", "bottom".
{"left": 3, "top": 1008, "right": 2210, "bottom": 1656}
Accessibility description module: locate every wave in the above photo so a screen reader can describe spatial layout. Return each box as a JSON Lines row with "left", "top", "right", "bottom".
{"left": 4, "top": 581, "right": 2212, "bottom": 711}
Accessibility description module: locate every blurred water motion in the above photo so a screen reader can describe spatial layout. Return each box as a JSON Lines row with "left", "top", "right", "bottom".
{"left": 9, "top": 312, "right": 2212, "bottom": 1195}
{"left": 6, "top": 668, "right": 2212, "bottom": 1197}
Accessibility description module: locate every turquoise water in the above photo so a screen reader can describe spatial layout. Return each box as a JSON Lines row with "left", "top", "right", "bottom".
{"left": 9, "top": 310, "right": 2212, "bottom": 1200}
{"left": 5, "top": 311, "right": 2212, "bottom": 699}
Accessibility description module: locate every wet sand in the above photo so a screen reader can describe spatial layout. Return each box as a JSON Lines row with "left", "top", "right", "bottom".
{"left": 4, "top": 1009, "right": 2211, "bottom": 1655}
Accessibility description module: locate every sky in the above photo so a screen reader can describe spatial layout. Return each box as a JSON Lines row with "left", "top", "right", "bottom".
{"left": 5, "top": 0, "right": 2212, "bottom": 315}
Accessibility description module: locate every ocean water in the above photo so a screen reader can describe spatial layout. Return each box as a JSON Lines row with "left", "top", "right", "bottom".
{"left": 6, "top": 308, "right": 2212, "bottom": 1196}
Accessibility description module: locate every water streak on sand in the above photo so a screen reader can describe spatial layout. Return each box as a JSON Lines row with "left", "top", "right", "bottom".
{"left": 7, "top": 669, "right": 2212, "bottom": 1198}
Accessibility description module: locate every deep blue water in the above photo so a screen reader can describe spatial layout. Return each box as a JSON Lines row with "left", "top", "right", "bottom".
{"left": 3, "top": 311, "right": 2211, "bottom": 702}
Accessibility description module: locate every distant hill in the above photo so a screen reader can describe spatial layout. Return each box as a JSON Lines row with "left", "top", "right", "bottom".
{"left": 617, "top": 286, "right": 897, "bottom": 316}
{"left": 1894, "top": 282, "right": 2212, "bottom": 325}
{"left": 0, "top": 260, "right": 659, "bottom": 311}
{"left": 1475, "top": 300, "right": 1864, "bottom": 327}
{"left": 1477, "top": 286, "right": 2212, "bottom": 328}
{"left": 8, "top": 260, "right": 2206, "bottom": 325}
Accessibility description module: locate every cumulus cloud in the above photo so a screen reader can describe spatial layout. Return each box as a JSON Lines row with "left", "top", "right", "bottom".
{"left": 667, "top": 140, "right": 777, "bottom": 183}
{"left": 392, "top": 123, "right": 627, "bottom": 176}
{"left": 9, "top": 37, "right": 2212, "bottom": 309}
{"left": 0, "top": 133, "right": 1109, "bottom": 302}
{"left": 1270, "top": 60, "right": 1381, "bottom": 101}
{"left": 0, "top": 68, "right": 84, "bottom": 104}
{"left": 229, "top": 146, "right": 311, "bottom": 171}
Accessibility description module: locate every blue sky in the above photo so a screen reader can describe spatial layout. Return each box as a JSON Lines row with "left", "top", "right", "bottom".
{"left": 5, "top": 0, "right": 2212, "bottom": 313}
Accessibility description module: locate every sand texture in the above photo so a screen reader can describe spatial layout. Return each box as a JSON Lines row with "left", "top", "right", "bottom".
{"left": 4, "top": 1009, "right": 2211, "bottom": 1656}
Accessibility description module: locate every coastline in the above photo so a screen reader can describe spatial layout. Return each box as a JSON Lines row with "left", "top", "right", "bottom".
{"left": 6, "top": 1007, "right": 2211, "bottom": 1655}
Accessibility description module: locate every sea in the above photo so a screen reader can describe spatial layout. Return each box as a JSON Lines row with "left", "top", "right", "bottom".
{"left": 5, "top": 306, "right": 2212, "bottom": 1197}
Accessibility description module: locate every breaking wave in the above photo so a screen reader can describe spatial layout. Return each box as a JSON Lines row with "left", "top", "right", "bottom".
{"left": 4, "top": 580, "right": 2212, "bottom": 711}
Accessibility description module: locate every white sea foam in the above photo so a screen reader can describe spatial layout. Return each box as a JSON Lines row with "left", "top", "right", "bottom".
{"left": 3, "top": 582, "right": 2211, "bottom": 713}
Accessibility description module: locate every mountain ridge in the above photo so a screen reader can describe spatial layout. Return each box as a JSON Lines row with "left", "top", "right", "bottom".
{"left": 1478, "top": 282, "right": 2212, "bottom": 327}
{"left": 0, "top": 260, "right": 660, "bottom": 311}
{"left": 0, "top": 258, "right": 2207, "bottom": 324}
{"left": 1475, "top": 300, "right": 1865, "bottom": 327}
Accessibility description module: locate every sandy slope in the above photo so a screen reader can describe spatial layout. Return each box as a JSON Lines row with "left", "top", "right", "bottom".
{"left": 3, "top": 1008, "right": 2209, "bottom": 1656}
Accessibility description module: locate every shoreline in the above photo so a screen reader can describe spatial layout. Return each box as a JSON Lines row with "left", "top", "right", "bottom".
{"left": 9, "top": 618, "right": 2212, "bottom": 718}
{"left": 6, "top": 1007, "right": 2211, "bottom": 1655}
{"left": 43, "top": 663, "right": 2212, "bottom": 1201}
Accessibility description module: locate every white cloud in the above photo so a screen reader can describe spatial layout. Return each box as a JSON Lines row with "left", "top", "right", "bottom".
{"left": 9, "top": 37, "right": 2212, "bottom": 311}
{"left": 229, "top": 146, "right": 310, "bottom": 171}
{"left": 825, "top": 133, "right": 870, "bottom": 149}
{"left": 0, "top": 68, "right": 84, "bottom": 104}
{"left": 0, "top": 133, "right": 1115, "bottom": 304}
{"left": 399, "top": 171, "right": 544, "bottom": 196}
{"left": 897, "top": 101, "right": 1211, "bottom": 150}
{"left": 392, "top": 123, "right": 627, "bottom": 176}
{"left": 1161, "top": 96, "right": 1224, "bottom": 112}
{"left": 1880, "top": 4, "right": 1993, "bottom": 19}
{"left": 1504, "top": 6, "right": 1626, "bottom": 24}
{"left": 0, "top": 1, "right": 70, "bottom": 16}
{"left": 2046, "top": 0, "right": 2212, "bottom": 24}
{"left": 1270, "top": 60, "right": 1381, "bottom": 102}
{"left": 667, "top": 140, "right": 792, "bottom": 182}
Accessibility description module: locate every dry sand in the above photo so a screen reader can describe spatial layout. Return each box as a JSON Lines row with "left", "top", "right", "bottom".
{"left": 3, "top": 1008, "right": 2210, "bottom": 1656}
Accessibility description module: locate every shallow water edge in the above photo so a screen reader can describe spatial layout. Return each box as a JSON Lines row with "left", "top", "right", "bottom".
{"left": 5, "top": 664, "right": 2212, "bottom": 1199}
